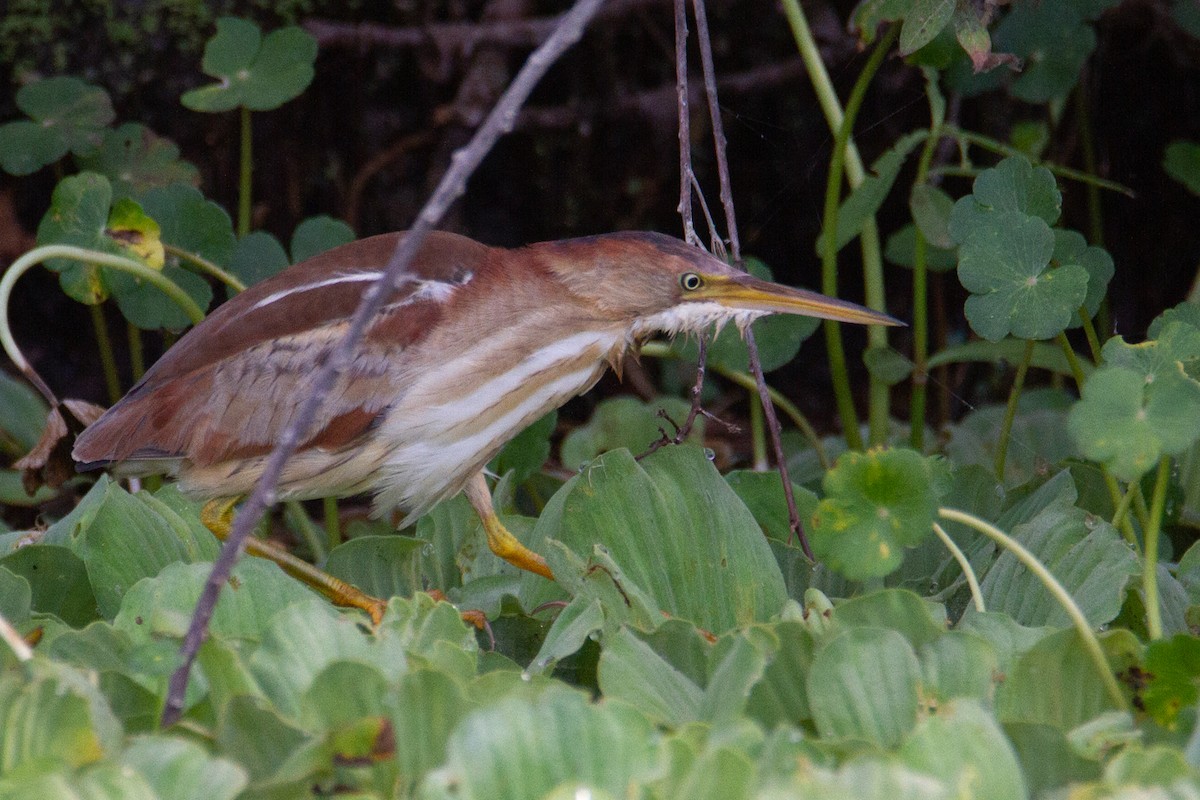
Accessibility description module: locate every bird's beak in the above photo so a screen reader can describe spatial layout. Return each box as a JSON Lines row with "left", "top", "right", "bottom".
{"left": 694, "top": 273, "right": 903, "bottom": 326}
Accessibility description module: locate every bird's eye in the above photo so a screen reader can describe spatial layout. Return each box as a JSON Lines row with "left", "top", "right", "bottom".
{"left": 680, "top": 272, "right": 704, "bottom": 291}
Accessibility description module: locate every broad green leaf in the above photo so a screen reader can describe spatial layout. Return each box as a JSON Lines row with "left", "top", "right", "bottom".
{"left": 290, "top": 215, "right": 355, "bottom": 263}
{"left": 182, "top": 18, "right": 317, "bottom": 112}
{"left": 1102, "top": 322, "right": 1200, "bottom": 386}
{"left": 944, "top": 392, "right": 1079, "bottom": 486}
{"left": 810, "top": 449, "right": 942, "bottom": 580}
{"left": 899, "top": 0, "right": 956, "bottom": 55}
{"left": 864, "top": 345, "right": 915, "bottom": 385}
{"left": 0, "top": 565, "right": 31, "bottom": 625}
{"left": 529, "top": 596, "right": 604, "bottom": 675}
{"left": 724, "top": 470, "right": 819, "bottom": 543}
{"left": 909, "top": 184, "right": 955, "bottom": 249}
{"left": 491, "top": 411, "right": 557, "bottom": 483}
{"left": 884, "top": 223, "right": 958, "bottom": 272}
{"left": 35, "top": 173, "right": 118, "bottom": 303}
{"left": 995, "top": 628, "right": 1128, "bottom": 729}
{"left": 597, "top": 626, "right": 703, "bottom": 726}
{"left": 807, "top": 627, "right": 921, "bottom": 747}
{"left": 0, "top": 544, "right": 97, "bottom": 626}
{"left": 1069, "top": 365, "right": 1200, "bottom": 481}
{"left": 655, "top": 738, "right": 756, "bottom": 800}
{"left": 1142, "top": 635, "right": 1200, "bottom": 729}
{"left": 418, "top": 684, "right": 657, "bottom": 800}
{"left": 1103, "top": 744, "right": 1198, "bottom": 788}
{"left": 0, "top": 661, "right": 122, "bottom": 773}
{"left": 698, "top": 632, "right": 770, "bottom": 725}
{"left": 1053, "top": 229, "right": 1114, "bottom": 322}
{"left": 745, "top": 620, "right": 818, "bottom": 727}
{"left": 816, "top": 131, "right": 927, "bottom": 254}
{"left": 215, "top": 694, "right": 314, "bottom": 786}
{"left": 1004, "top": 723, "right": 1102, "bottom": 796}
{"left": 324, "top": 535, "right": 425, "bottom": 601}
{"left": 121, "top": 735, "right": 248, "bottom": 800}
{"left": 391, "top": 669, "right": 474, "bottom": 792}
{"left": 141, "top": 183, "right": 238, "bottom": 270}
{"left": 767, "top": 760, "right": 951, "bottom": 800}
{"left": 955, "top": 156, "right": 1062, "bottom": 226}
{"left": 976, "top": 479, "right": 1138, "bottom": 628}
{"left": 1011, "top": 120, "right": 1050, "bottom": 159}
{"left": 526, "top": 446, "right": 787, "bottom": 633}
{"left": 0, "top": 77, "right": 113, "bottom": 175}
{"left": 0, "top": 765, "right": 157, "bottom": 800}
{"left": 76, "top": 123, "right": 199, "bottom": 199}
{"left": 928, "top": 338, "right": 1083, "bottom": 376}
{"left": 833, "top": 589, "right": 946, "bottom": 649}
{"left": 917, "top": 631, "right": 1000, "bottom": 702}
{"left": 994, "top": 1, "right": 1096, "bottom": 102}
{"left": 899, "top": 700, "right": 1028, "bottom": 800}
{"left": 1165, "top": 140, "right": 1200, "bottom": 196}
{"left": 227, "top": 230, "right": 289, "bottom": 290}
{"left": 0, "top": 371, "right": 49, "bottom": 453}
{"left": 956, "top": 212, "right": 1088, "bottom": 342}
{"left": 955, "top": 611, "right": 1054, "bottom": 677}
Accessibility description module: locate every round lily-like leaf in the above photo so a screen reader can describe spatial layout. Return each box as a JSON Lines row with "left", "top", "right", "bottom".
{"left": 1068, "top": 364, "right": 1200, "bottom": 481}
{"left": 141, "top": 183, "right": 237, "bottom": 269}
{"left": 76, "top": 123, "right": 199, "bottom": 200}
{"left": 964, "top": 155, "right": 1061, "bottom": 225}
{"left": 290, "top": 215, "right": 355, "bottom": 263}
{"left": 228, "top": 230, "right": 290, "bottom": 290}
{"left": 810, "top": 448, "right": 943, "bottom": 580}
{"left": 956, "top": 211, "right": 1089, "bottom": 341}
{"left": 1102, "top": 321, "right": 1200, "bottom": 386}
{"left": 993, "top": 2, "right": 1095, "bottom": 103}
{"left": 182, "top": 18, "right": 318, "bottom": 113}
{"left": 0, "top": 76, "right": 114, "bottom": 175}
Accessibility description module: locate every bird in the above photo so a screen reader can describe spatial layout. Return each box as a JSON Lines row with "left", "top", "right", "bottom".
{"left": 73, "top": 230, "right": 900, "bottom": 620}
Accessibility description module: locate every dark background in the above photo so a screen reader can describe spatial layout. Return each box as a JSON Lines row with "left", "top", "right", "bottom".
{"left": 1, "top": 0, "right": 1198, "bottom": 431}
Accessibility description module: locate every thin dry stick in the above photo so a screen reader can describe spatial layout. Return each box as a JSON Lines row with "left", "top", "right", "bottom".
{"left": 161, "top": 0, "right": 607, "bottom": 727}
{"left": 674, "top": 0, "right": 701, "bottom": 249}
{"left": 691, "top": 0, "right": 810, "bottom": 557}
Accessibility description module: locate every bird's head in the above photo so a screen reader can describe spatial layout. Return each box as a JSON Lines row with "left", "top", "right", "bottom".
{"left": 535, "top": 231, "right": 901, "bottom": 337}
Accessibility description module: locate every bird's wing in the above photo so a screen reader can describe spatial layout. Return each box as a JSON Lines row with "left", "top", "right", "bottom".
{"left": 73, "top": 231, "right": 489, "bottom": 468}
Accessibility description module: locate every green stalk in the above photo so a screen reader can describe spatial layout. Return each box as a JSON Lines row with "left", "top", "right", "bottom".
{"left": 861, "top": 219, "right": 890, "bottom": 446}
{"left": 1078, "top": 306, "right": 1104, "bottom": 364}
{"left": 127, "top": 322, "right": 146, "bottom": 383}
{"left": 1074, "top": 84, "right": 1105, "bottom": 247}
{"left": 939, "top": 507, "right": 1129, "bottom": 711}
{"left": 749, "top": 388, "right": 768, "bottom": 470}
{"left": 909, "top": 125, "right": 940, "bottom": 450}
{"left": 238, "top": 106, "right": 252, "bottom": 237}
{"left": 165, "top": 244, "right": 246, "bottom": 293}
{"left": 1110, "top": 481, "right": 1136, "bottom": 533}
{"left": 931, "top": 522, "right": 984, "bottom": 613}
{"left": 323, "top": 497, "right": 342, "bottom": 551}
{"left": 1143, "top": 457, "right": 1172, "bottom": 640}
{"left": 995, "top": 339, "right": 1035, "bottom": 481}
{"left": 816, "top": 25, "right": 899, "bottom": 449}
{"left": 90, "top": 304, "right": 122, "bottom": 404}
{"left": 284, "top": 500, "right": 327, "bottom": 562}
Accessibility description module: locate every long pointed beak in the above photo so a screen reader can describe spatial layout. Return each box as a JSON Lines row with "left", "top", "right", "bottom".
{"left": 694, "top": 274, "right": 904, "bottom": 326}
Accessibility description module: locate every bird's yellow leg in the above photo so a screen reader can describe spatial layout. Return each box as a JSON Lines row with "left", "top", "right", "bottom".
{"left": 463, "top": 472, "right": 554, "bottom": 580}
{"left": 200, "top": 498, "right": 387, "bottom": 625}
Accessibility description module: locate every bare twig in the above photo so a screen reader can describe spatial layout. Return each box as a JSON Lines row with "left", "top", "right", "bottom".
{"left": 691, "top": 0, "right": 811, "bottom": 557}
{"left": 674, "top": 0, "right": 700, "bottom": 248}
{"left": 161, "top": 0, "right": 607, "bottom": 727}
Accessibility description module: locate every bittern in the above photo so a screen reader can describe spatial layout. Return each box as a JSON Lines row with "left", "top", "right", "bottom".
{"left": 73, "top": 231, "right": 898, "bottom": 619}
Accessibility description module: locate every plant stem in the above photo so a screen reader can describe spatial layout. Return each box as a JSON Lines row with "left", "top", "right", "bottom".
{"left": 284, "top": 500, "right": 327, "bottom": 562}
{"left": 90, "top": 304, "right": 122, "bottom": 404}
{"left": 323, "top": 497, "right": 342, "bottom": 551}
{"left": 909, "top": 129, "right": 940, "bottom": 451}
{"left": 127, "top": 322, "right": 146, "bottom": 383}
{"left": 817, "top": 25, "right": 898, "bottom": 449}
{"left": 944, "top": 125, "right": 1134, "bottom": 197}
{"left": 995, "top": 339, "right": 1035, "bottom": 482}
{"left": 931, "top": 522, "right": 985, "bottom": 613}
{"left": 938, "top": 507, "right": 1129, "bottom": 711}
{"left": 1143, "top": 457, "right": 1171, "bottom": 640}
{"left": 749, "top": 388, "right": 767, "bottom": 470}
{"left": 1078, "top": 307, "right": 1104, "bottom": 364}
{"left": 166, "top": 244, "right": 247, "bottom": 293}
{"left": 0, "top": 610, "right": 32, "bottom": 662}
{"left": 1111, "top": 481, "right": 1136, "bottom": 533}
{"left": 1056, "top": 332, "right": 1088, "bottom": 389}
{"left": 1074, "top": 83, "right": 1105, "bottom": 247}
{"left": 238, "top": 106, "right": 252, "bottom": 237}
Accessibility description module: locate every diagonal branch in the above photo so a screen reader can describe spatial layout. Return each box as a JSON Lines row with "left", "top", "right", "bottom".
{"left": 690, "top": 0, "right": 811, "bottom": 557}
{"left": 161, "top": 0, "right": 607, "bottom": 727}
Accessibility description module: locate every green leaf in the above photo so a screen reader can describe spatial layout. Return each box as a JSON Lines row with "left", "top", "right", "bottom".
{"left": 0, "top": 77, "right": 114, "bottom": 175}
{"left": 899, "top": 700, "right": 1029, "bottom": 800}
{"left": 810, "top": 449, "right": 942, "bottom": 580}
{"left": 1068, "top": 365, "right": 1200, "bottom": 481}
{"left": 993, "top": 1, "right": 1096, "bottom": 102}
{"left": 0, "top": 565, "right": 31, "bottom": 625}
{"left": 491, "top": 411, "right": 557, "bottom": 483}
{"left": 36, "top": 173, "right": 117, "bottom": 304}
{"left": 76, "top": 123, "right": 199, "bottom": 200}
{"left": 182, "top": 18, "right": 317, "bottom": 112}
{"left": 864, "top": 345, "right": 915, "bottom": 385}
{"left": 0, "top": 544, "right": 97, "bottom": 626}
{"left": 390, "top": 669, "right": 474, "bottom": 792}
{"left": 227, "top": 230, "right": 289, "bottom": 290}
{"left": 597, "top": 626, "right": 703, "bottom": 726}
{"left": 807, "top": 627, "right": 921, "bottom": 747}
{"left": 724, "top": 470, "right": 819, "bottom": 543}
{"left": 560, "top": 396, "right": 700, "bottom": 469}
{"left": 899, "top": 0, "right": 956, "bottom": 55}
{"left": 975, "top": 477, "right": 1138, "bottom": 627}
{"left": 1004, "top": 723, "right": 1101, "bottom": 796}
{"left": 215, "top": 694, "right": 314, "bottom": 786}
{"left": 290, "top": 215, "right": 355, "bottom": 263}
{"left": 909, "top": 184, "right": 956, "bottom": 249}
{"left": 121, "top": 736, "right": 248, "bottom": 800}
{"left": 952, "top": 2, "right": 1021, "bottom": 73}
{"left": 927, "top": 338, "right": 1083, "bottom": 376}
{"left": 1165, "top": 140, "right": 1200, "bottom": 196}
{"left": 141, "top": 183, "right": 238, "bottom": 268}
{"left": 324, "top": 534, "right": 425, "bottom": 601}
{"left": 745, "top": 620, "right": 818, "bottom": 727}
{"left": 1102, "top": 322, "right": 1200, "bottom": 386}
{"left": 1053, "top": 229, "right": 1114, "bottom": 322}
{"left": 959, "top": 155, "right": 1062, "bottom": 225}
{"left": 419, "top": 685, "right": 657, "bottom": 799}
{"left": 1142, "top": 634, "right": 1200, "bottom": 728}
{"left": 917, "top": 631, "right": 1000, "bottom": 702}
{"left": 956, "top": 211, "right": 1088, "bottom": 342}
{"left": 832, "top": 589, "right": 946, "bottom": 649}
{"left": 816, "top": 131, "right": 927, "bottom": 254}
{"left": 526, "top": 447, "right": 787, "bottom": 633}
{"left": 0, "top": 371, "right": 49, "bottom": 454}
{"left": 884, "top": 224, "right": 958, "bottom": 272}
